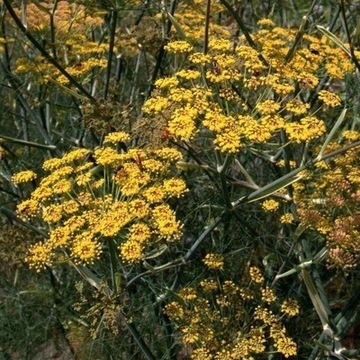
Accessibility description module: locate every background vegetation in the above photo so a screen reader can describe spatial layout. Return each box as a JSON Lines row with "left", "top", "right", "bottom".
{"left": 1, "top": 0, "right": 360, "bottom": 359}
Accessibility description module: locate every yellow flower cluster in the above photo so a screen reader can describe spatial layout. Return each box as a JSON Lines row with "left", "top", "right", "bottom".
{"left": 318, "top": 90, "right": 342, "bottom": 107}
{"left": 261, "top": 199, "right": 280, "bottom": 212}
{"left": 164, "top": 41, "right": 193, "bottom": 54}
{"left": 12, "top": 170, "right": 37, "bottom": 184}
{"left": 165, "top": 267, "right": 299, "bottom": 359}
{"left": 14, "top": 2, "right": 107, "bottom": 85}
{"left": 249, "top": 266, "right": 264, "bottom": 284}
{"left": 280, "top": 213, "right": 295, "bottom": 224}
{"left": 202, "top": 253, "right": 224, "bottom": 270}
{"left": 281, "top": 298, "right": 300, "bottom": 317}
{"left": 169, "top": 0, "right": 230, "bottom": 42}
{"left": 254, "top": 306, "right": 297, "bottom": 358}
{"left": 295, "top": 136, "right": 360, "bottom": 269}
{"left": 143, "top": 19, "right": 354, "bottom": 154}
{"left": 15, "top": 132, "right": 187, "bottom": 271}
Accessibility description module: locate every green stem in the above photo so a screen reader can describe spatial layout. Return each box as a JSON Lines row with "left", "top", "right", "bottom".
{"left": 217, "top": 153, "right": 233, "bottom": 209}
{"left": 122, "top": 314, "right": 157, "bottom": 360}
{"left": 107, "top": 238, "right": 121, "bottom": 293}
{"left": 104, "top": 11, "right": 118, "bottom": 99}
{"left": 284, "top": 16, "right": 308, "bottom": 63}
{"left": 203, "top": 0, "right": 211, "bottom": 54}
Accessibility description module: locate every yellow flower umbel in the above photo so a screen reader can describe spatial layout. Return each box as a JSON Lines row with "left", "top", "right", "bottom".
{"left": 15, "top": 132, "right": 187, "bottom": 269}
{"left": 12, "top": 170, "right": 37, "bottom": 184}
{"left": 318, "top": 90, "right": 342, "bottom": 107}
{"left": 294, "top": 136, "right": 360, "bottom": 269}
{"left": 261, "top": 199, "right": 280, "bottom": 212}
{"left": 203, "top": 253, "right": 224, "bottom": 270}
{"left": 165, "top": 267, "right": 299, "bottom": 359}
{"left": 142, "top": 17, "right": 354, "bottom": 157}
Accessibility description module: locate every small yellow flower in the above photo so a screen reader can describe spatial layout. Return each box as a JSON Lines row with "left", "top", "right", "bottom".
{"left": 128, "top": 223, "right": 152, "bottom": 244}
{"left": 75, "top": 162, "right": 93, "bottom": 173}
{"left": 281, "top": 298, "right": 300, "bottom": 317}
{"left": 343, "top": 130, "right": 360, "bottom": 141}
{"left": 208, "top": 38, "right": 232, "bottom": 52}
{"left": 42, "top": 157, "right": 64, "bottom": 171}
{"left": 285, "top": 99, "right": 310, "bottom": 115}
{"left": 52, "top": 179, "right": 72, "bottom": 194}
{"left": 168, "top": 106, "right": 197, "bottom": 141}
{"left": 261, "top": 286, "right": 277, "bottom": 304}
{"left": 142, "top": 96, "right": 169, "bottom": 114}
{"left": 62, "top": 148, "right": 91, "bottom": 163}
{"left": 128, "top": 199, "right": 150, "bottom": 219}
{"left": 76, "top": 172, "right": 92, "bottom": 186}
{"left": 175, "top": 69, "right": 201, "bottom": 80}
{"left": 200, "top": 279, "right": 218, "bottom": 292}
{"left": 94, "top": 147, "right": 122, "bottom": 166}
{"left": 17, "top": 199, "right": 39, "bottom": 219}
{"left": 120, "top": 240, "right": 144, "bottom": 263}
{"left": 249, "top": 266, "right": 264, "bottom": 284}
{"left": 154, "top": 147, "right": 183, "bottom": 162}
{"left": 42, "top": 204, "right": 64, "bottom": 223}
{"left": 285, "top": 116, "right": 326, "bottom": 143}
{"left": 318, "top": 90, "right": 341, "bottom": 107}
{"left": 92, "top": 178, "right": 105, "bottom": 189}
{"left": 256, "top": 99, "right": 281, "bottom": 115}
{"left": 142, "top": 185, "right": 165, "bottom": 203}
{"left": 165, "top": 40, "right": 193, "bottom": 54}
{"left": 203, "top": 253, "right": 224, "bottom": 270}
{"left": 62, "top": 199, "right": 80, "bottom": 215}
{"left": 154, "top": 76, "right": 179, "bottom": 89}
{"left": 178, "top": 287, "right": 197, "bottom": 301}
{"left": 48, "top": 227, "right": 72, "bottom": 248}
{"left": 162, "top": 178, "right": 188, "bottom": 198}
{"left": 142, "top": 159, "right": 164, "bottom": 173}
{"left": 25, "top": 242, "right": 53, "bottom": 272}
{"left": 189, "top": 52, "right": 212, "bottom": 65}
{"left": 261, "top": 199, "right": 280, "bottom": 212}
{"left": 12, "top": 170, "right": 37, "bottom": 184}
{"left": 104, "top": 131, "right": 130, "bottom": 144}
{"left": 214, "top": 128, "right": 242, "bottom": 153}
{"left": 72, "top": 232, "right": 102, "bottom": 264}
{"left": 152, "top": 204, "right": 182, "bottom": 239}
{"left": 273, "top": 333, "right": 297, "bottom": 358}
{"left": 280, "top": 213, "right": 295, "bottom": 224}
{"left": 164, "top": 301, "right": 185, "bottom": 321}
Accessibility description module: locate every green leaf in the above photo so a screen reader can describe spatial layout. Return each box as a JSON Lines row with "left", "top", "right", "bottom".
{"left": 245, "top": 173, "right": 301, "bottom": 203}
{"left": 235, "top": 159, "right": 257, "bottom": 186}
{"left": 317, "top": 108, "right": 347, "bottom": 160}
{"left": 302, "top": 267, "right": 336, "bottom": 336}
{"left": 71, "top": 263, "right": 111, "bottom": 296}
